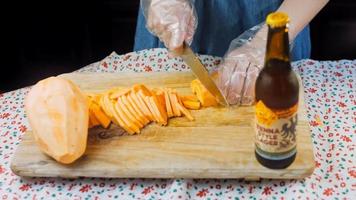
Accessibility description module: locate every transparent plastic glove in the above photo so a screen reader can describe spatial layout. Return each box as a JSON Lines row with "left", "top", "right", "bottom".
{"left": 141, "top": 0, "right": 197, "bottom": 54}
{"left": 216, "top": 24, "right": 268, "bottom": 106}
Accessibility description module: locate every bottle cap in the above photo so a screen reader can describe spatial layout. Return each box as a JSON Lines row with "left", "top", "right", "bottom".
{"left": 266, "top": 12, "right": 289, "bottom": 28}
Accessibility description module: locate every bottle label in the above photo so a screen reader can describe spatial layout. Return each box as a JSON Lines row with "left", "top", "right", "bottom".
{"left": 255, "top": 100, "right": 298, "bottom": 160}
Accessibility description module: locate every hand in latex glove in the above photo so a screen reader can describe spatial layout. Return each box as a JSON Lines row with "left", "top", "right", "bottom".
{"left": 217, "top": 24, "right": 268, "bottom": 105}
{"left": 142, "top": 0, "right": 197, "bottom": 54}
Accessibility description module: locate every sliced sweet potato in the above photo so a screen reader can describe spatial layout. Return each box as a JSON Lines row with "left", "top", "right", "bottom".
{"left": 142, "top": 95, "right": 160, "bottom": 122}
{"left": 149, "top": 96, "right": 167, "bottom": 125}
{"left": 120, "top": 96, "right": 147, "bottom": 126}
{"left": 137, "top": 90, "right": 159, "bottom": 121}
{"left": 117, "top": 98, "right": 144, "bottom": 128}
{"left": 191, "top": 79, "right": 218, "bottom": 107}
{"left": 132, "top": 84, "right": 152, "bottom": 96}
{"left": 90, "top": 103, "right": 111, "bottom": 128}
{"left": 124, "top": 94, "right": 150, "bottom": 125}
{"left": 89, "top": 109, "right": 100, "bottom": 127}
{"left": 152, "top": 88, "right": 166, "bottom": 108}
{"left": 164, "top": 90, "right": 174, "bottom": 118}
{"left": 151, "top": 93, "right": 168, "bottom": 123}
{"left": 114, "top": 101, "right": 140, "bottom": 134}
{"left": 130, "top": 92, "right": 154, "bottom": 121}
{"left": 101, "top": 94, "right": 120, "bottom": 125}
{"left": 110, "top": 102, "right": 135, "bottom": 134}
{"left": 110, "top": 88, "right": 131, "bottom": 99}
{"left": 183, "top": 100, "right": 201, "bottom": 110}
{"left": 168, "top": 91, "right": 181, "bottom": 117}
{"left": 180, "top": 95, "right": 199, "bottom": 102}
{"left": 177, "top": 103, "right": 194, "bottom": 121}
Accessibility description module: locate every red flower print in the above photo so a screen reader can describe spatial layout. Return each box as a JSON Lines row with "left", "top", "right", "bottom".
{"left": 0, "top": 112, "right": 10, "bottom": 119}
{"left": 196, "top": 189, "right": 209, "bottom": 197}
{"left": 79, "top": 184, "right": 92, "bottom": 193}
{"left": 333, "top": 72, "right": 342, "bottom": 77}
{"left": 19, "top": 184, "right": 31, "bottom": 191}
{"left": 144, "top": 66, "right": 152, "bottom": 72}
{"left": 262, "top": 186, "right": 273, "bottom": 195}
{"left": 309, "top": 121, "right": 319, "bottom": 127}
{"left": 102, "top": 62, "right": 108, "bottom": 68}
{"left": 0, "top": 165, "right": 5, "bottom": 174}
{"left": 348, "top": 169, "right": 356, "bottom": 178}
{"left": 337, "top": 102, "right": 346, "bottom": 108}
{"left": 213, "top": 60, "right": 221, "bottom": 66}
{"left": 123, "top": 55, "right": 131, "bottom": 61}
{"left": 341, "top": 136, "right": 352, "bottom": 142}
{"left": 130, "top": 183, "right": 137, "bottom": 190}
{"left": 141, "top": 186, "right": 154, "bottom": 195}
{"left": 323, "top": 188, "right": 334, "bottom": 196}
{"left": 19, "top": 125, "right": 27, "bottom": 133}
{"left": 307, "top": 88, "right": 317, "bottom": 93}
{"left": 306, "top": 60, "right": 315, "bottom": 65}
{"left": 315, "top": 161, "right": 321, "bottom": 168}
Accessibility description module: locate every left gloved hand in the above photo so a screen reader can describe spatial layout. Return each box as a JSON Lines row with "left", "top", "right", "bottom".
{"left": 216, "top": 24, "right": 268, "bottom": 105}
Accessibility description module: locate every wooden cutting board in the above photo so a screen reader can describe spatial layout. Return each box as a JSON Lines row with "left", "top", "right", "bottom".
{"left": 11, "top": 72, "right": 315, "bottom": 179}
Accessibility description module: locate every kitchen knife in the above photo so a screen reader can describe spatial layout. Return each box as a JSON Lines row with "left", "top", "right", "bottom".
{"left": 180, "top": 42, "right": 228, "bottom": 106}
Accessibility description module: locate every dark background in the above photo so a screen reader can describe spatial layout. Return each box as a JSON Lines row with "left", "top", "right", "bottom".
{"left": 1, "top": 0, "right": 355, "bottom": 93}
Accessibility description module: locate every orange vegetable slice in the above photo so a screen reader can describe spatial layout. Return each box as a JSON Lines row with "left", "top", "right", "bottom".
{"left": 191, "top": 79, "right": 218, "bottom": 107}
{"left": 152, "top": 88, "right": 166, "bottom": 108}
{"left": 183, "top": 100, "right": 201, "bottom": 110}
{"left": 89, "top": 109, "right": 100, "bottom": 127}
{"left": 120, "top": 96, "right": 147, "bottom": 126}
{"left": 110, "top": 102, "right": 135, "bottom": 134}
{"left": 149, "top": 96, "right": 167, "bottom": 125}
{"left": 168, "top": 91, "right": 181, "bottom": 117}
{"left": 177, "top": 103, "right": 194, "bottom": 121}
{"left": 142, "top": 94, "right": 160, "bottom": 123}
{"left": 164, "top": 90, "right": 174, "bottom": 118}
{"left": 90, "top": 103, "right": 111, "bottom": 128}
{"left": 110, "top": 88, "right": 131, "bottom": 99}
{"left": 114, "top": 101, "right": 140, "bottom": 134}
{"left": 117, "top": 97, "right": 144, "bottom": 128}
{"left": 125, "top": 94, "right": 150, "bottom": 124}
{"left": 180, "top": 95, "right": 199, "bottom": 102}
{"left": 130, "top": 92, "right": 154, "bottom": 121}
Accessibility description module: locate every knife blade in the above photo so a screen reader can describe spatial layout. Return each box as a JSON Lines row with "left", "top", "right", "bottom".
{"left": 180, "top": 42, "right": 228, "bottom": 106}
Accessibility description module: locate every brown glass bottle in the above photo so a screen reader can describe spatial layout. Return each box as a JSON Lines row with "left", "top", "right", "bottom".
{"left": 254, "top": 12, "right": 299, "bottom": 169}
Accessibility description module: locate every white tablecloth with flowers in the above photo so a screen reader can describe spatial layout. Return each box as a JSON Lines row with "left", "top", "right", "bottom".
{"left": 0, "top": 48, "right": 355, "bottom": 199}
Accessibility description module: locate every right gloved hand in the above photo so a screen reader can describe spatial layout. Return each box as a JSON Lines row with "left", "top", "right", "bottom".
{"left": 216, "top": 24, "right": 268, "bottom": 106}
{"left": 141, "top": 0, "right": 197, "bottom": 54}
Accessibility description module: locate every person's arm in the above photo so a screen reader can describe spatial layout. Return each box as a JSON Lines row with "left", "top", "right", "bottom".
{"left": 278, "top": 0, "right": 329, "bottom": 40}
{"left": 217, "top": 0, "right": 329, "bottom": 105}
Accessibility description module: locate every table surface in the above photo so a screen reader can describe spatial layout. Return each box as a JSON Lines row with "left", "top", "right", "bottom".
{"left": 0, "top": 48, "right": 355, "bottom": 199}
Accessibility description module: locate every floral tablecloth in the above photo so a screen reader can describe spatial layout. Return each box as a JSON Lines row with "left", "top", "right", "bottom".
{"left": 0, "top": 48, "right": 355, "bottom": 199}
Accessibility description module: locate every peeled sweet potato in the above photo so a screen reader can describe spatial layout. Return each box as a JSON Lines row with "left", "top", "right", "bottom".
{"left": 25, "top": 77, "right": 89, "bottom": 164}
